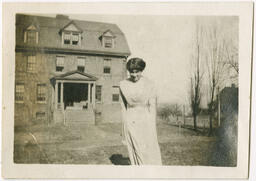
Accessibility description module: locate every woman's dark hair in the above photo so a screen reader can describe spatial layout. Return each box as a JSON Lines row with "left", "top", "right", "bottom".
{"left": 126, "top": 57, "right": 146, "bottom": 73}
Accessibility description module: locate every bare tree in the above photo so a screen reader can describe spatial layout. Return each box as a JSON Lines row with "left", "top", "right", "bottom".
{"left": 171, "top": 103, "right": 182, "bottom": 121}
{"left": 223, "top": 39, "right": 239, "bottom": 81}
{"left": 204, "top": 22, "right": 226, "bottom": 136}
{"left": 157, "top": 104, "right": 172, "bottom": 121}
{"left": 157, "top": 103, "right": 182, "bottom": 123}
{"left": 189, "top": 22, "right": 204, "bottom": 131}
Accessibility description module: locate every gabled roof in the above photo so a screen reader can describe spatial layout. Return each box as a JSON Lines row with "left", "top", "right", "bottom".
{"left": 59, "top": 20, "right": 83, "bottom": 33}
{"left": 16, "top": 14, "right": 131, "bottom": 57}
{"left": 102, "top": 29, "right": 116, "bottom": 38}
{"left": 26, "top": 24, "right": 39, "bottom": 31}
{"left": 51, "top": 70, "right": 98, "bottom": 81}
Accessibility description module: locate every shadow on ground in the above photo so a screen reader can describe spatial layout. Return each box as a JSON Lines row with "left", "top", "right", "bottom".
{"left": 109, "top": 154, "right": 130, "bottom": 165}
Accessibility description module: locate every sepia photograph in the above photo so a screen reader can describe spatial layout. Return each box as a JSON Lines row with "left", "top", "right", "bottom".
{"left": 2, "top": 2, "right": 253, "bottom": 179}
{"left": 13, "top": 13, "right": 239, "bottom": 166}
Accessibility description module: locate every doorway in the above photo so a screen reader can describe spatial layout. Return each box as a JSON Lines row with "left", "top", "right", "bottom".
{"left": 63, "top": 83, "right": 88, "bottom": 110}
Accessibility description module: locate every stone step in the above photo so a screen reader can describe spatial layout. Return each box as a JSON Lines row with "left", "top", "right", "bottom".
{"left": 64, "top": 109, "right": 95, "bottom": 125}
{"left": 53, "top": 110, "right": 64, "bottom": 124}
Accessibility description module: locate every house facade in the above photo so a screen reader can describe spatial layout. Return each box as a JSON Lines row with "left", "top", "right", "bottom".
{"left": 15, "top": 14, "right": 131, "bottom": 126}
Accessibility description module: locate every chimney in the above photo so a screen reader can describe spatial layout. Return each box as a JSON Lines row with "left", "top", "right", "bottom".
{"left": 56, "top": 14, "right": 69, "bottom": 20}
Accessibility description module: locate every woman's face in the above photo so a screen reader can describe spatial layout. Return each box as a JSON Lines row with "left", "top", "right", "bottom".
{"left": 129, "top": 69, "right": 142, "bottom": 82}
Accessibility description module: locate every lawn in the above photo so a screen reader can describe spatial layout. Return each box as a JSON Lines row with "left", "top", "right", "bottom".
{"left": 14, "top": 121, "right": 234, "bottom": 166}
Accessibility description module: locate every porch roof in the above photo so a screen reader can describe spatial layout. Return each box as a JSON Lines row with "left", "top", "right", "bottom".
{"left": 51, "top": 70, "right": 98, "bottom": 81}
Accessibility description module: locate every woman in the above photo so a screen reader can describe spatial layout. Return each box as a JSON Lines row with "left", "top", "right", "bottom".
{"left": 119, "top": 57, "right": 162, "bottom": 165}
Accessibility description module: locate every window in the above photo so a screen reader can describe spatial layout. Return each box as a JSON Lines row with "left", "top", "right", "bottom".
{"left": 36, "top": 112, "right": 46, "bottom": 120}
{"left": 103, "top": 58, "right": 111, "bottom": 74}
{"left": 63, "top": 33, "right": 71, "bottom": 44}
{"left": 104, "top": 37, "right": 113, "bottom": 48}
{"left": 96, "top": 85, "right": 102, "bottom": 102}
{"left": 63, "top": 32, "right": 80, "bottom": 45}
{"left": 112, "top": 94, "right": 119, "bottom": 102}
{"left": 72, "top": 33, "right": 79, "bottom": 45}
{"left": 24, "top": 25, "right": 39, "bottom": 44}
{"left": 27, "top": 55, "right": 36, "bottom": 73}
{"left": 112, "top": 86, "right": 119, "bottom": 102}
{"left": 37, "top": 84, "right": 46, "bottom": 103}
{"left": 27, "top": 31, "right": 37, "bottom": 44}
{"left": 56, "top": 56, "right": 64, "bottom": 72}
{"left": 77, "top": 66, "right": 85, "bottom": 72}
{"left": 15, "top": 83, "right": 24, "bottom": 103}
{"left": 77, "top": 57, "right": 85, "bottom": 72}
{"left": 103, "top": 67, "right": 111, "bottom": 74}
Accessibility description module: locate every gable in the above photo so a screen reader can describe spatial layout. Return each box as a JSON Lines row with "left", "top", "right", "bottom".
{"left": 64, "top": 73, "right": 94, "bottom": 80}
{"left": 26, "top": 24, "right": 37, "bottom": 31}
{"left": 64, "top": 23, "right": 80, "bottom": 32}
{"left": 103, "top": 31, "right": 114, "bottom": 37}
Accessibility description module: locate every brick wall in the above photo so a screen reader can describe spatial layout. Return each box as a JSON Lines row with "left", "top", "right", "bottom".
{"left": 15, "top": 51, "right": 127, "bottom": 126}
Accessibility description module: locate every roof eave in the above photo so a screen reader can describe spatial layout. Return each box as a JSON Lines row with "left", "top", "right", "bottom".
{"left": 16, "top": 45, "right": 131, "bottom": 57}
{"left": 54, "top": 78, "right": 98, "bottom": 81}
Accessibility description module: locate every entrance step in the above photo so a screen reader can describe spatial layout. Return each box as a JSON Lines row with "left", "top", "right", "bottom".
{"left": 64, "top": 108, "right": 95, "bottom": 125}
{"left": 53, "top": 110, "right": 64, "bottom": 124}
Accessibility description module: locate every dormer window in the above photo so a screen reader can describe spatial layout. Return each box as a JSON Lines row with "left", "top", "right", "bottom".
{"left": 63, "top": 33, "right": 71, "bottom": 44}
{"left": 63, "top": 32, "right": 80, "bottom": 45}
{"left": 24, "top": 24, "right": 39, "bottom": 44}
{"left": 104, "top": 37, "right": 113, "bottom": 48}
{"left": 101, "top": 30, "right": 115, "bottom": 48}
{"left": 72, "top": 33, "right": 79, "bottom": 45}
{"left": 60, "top": 21, "right": 82, "bottom": 46}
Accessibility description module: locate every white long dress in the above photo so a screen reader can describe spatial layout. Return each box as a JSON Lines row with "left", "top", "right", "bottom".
{"left": 119, "top": 76, "right": 162, "bottom": 165}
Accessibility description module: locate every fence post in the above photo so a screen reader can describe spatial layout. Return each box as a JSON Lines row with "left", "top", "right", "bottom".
{"left": 183, "top": 105, "right": 186, "bottom": 127}
{"left": 218, "top": 86, "right": 221, "bottom": 127}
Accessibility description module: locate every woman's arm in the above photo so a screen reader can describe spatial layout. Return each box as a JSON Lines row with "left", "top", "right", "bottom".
{"left": 119, "top": 87, "right": 127, "bottom": 145}
{"left": 119, "top": 88, "right": 127, "bottom": 110}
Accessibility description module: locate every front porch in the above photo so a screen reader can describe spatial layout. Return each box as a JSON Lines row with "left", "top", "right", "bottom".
{"left": 51, "top": 70, "right": 98, "bottom": 125}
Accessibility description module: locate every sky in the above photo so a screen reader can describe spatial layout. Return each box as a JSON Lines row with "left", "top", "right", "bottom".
{"left": 70, "top": 15, "right": 197, "bottom": 104}
{"left": 45, "top": 14, "right": 238, "bottom": 105}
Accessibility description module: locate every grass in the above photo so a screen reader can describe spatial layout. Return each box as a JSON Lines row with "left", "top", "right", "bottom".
{"left": 13, "top": 121, "right": 236, "bottom": 166}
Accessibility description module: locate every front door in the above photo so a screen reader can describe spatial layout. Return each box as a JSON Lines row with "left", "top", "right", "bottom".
{"left": 63, "top": 83, "right": 88, "bottom": 110}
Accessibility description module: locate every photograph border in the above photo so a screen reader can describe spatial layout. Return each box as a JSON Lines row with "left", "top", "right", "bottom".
{"left": 2, "top": 2, "right": 253, "bottom": 179}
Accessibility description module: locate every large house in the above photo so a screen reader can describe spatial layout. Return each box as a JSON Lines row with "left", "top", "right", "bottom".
{"left": 15, "top": 14, "right": 131, "bottom": 126}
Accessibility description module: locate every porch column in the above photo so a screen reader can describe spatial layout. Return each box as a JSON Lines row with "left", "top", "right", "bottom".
{"left": 60, "top": 82, "right": 64, "bottom": 110}
{"left": 88, "top": 82, "right": 91, "bottom": 103}
{"left": 51, "top": 84, "right": 54, "bottom": 109}
{"left": 55, "top": 81, "right": 58, "bottom": 109}
{"left": 92, "top": 83, "right": 96, "bottom": 109}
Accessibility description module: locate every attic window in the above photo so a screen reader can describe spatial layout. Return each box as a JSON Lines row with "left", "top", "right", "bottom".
{"left": 24, "top": 25, "right": 39, "bottom": 44}
{"left": 64, "top": 33, "right": 71, "bottom": 44}
{"left": 63, "top": 32, "right": 80, "bottom": 45}
{"left": 72, "top": 33, "right": 79, "bottom": 45}
{"left": 103, "top": 37, "right": 114, "bottom": 48}
{"left": 101, "top": 30, "right": 115, "bottom": 48}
